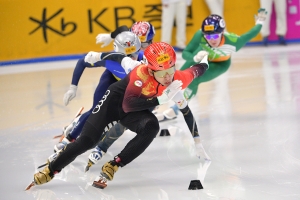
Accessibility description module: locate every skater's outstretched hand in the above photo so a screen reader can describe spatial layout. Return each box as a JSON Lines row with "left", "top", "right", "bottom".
{"left": 85, "top": 51, "right": 101, "bottom": 64}
{"left": 199, "top": 55, "right": 209, "bottom": 67}
{"left": 193, "top": 51, "right": 208, "bottom": 63}
{"left": 157, "top": 80, "right": 182, "bottom": 104}
{"left": 63, "top": 84, "right": 77, "bottom": 106}
{"left": 96, "top": 33, "right": 113, "bottom": 48}
{"left": 194, "top": 137, "right": 211, "bottom": 161}
{"left": 172, "top": 90, "right": 188, "bottom": 109}
{"left": 255, "top": 8, "right": 268, "bottom": 25}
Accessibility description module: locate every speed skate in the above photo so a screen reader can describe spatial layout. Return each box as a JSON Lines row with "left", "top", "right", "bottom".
{"left": 53, "top": 106, "right": 84, "bottom": 140}
{"left": 24, "top": 181, "right": 35, "bottom": 191}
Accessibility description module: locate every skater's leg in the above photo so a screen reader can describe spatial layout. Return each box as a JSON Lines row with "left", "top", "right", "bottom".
{"left": 85, "top": 123, "right": 126, "bottom": 170}
{"left": 93, "top": 110, "right": 159, "bottom": 188}
{"left": 69, "top": 70, "right": 117, "bottom": 140}
{"left": 54, "top": 70, "right": 117, "bottom": 152}
{"left": 97, "top": 123, "right": 126, "bottom": 152}
{"left": 114, "top": 110, "right": 159, "bottom": 166}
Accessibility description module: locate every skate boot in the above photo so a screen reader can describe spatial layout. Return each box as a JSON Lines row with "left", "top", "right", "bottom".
{"left": 92, "top": 156, "right": 122, "bottom": 189}
{"left": 54, "top": 135, "right": 73, "bottom": 152}
{"left": 47, "top": 147, "right": 65, "bottom": 164}
{"left": 85, "top": 146, "right": 106, "bottom": 172}
{"left": 46, "top": 151, "right": 59, "bottom": 165}
{"left": 194, "top": 137, "right": 211, "bottom": 161}
{"left": 33, "top": 166, "right": 55, "bottom": 185}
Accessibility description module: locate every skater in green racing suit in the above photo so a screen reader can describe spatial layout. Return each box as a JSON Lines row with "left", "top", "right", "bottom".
{"left": 156, "top": 8, "right": 268, "bottom": 121}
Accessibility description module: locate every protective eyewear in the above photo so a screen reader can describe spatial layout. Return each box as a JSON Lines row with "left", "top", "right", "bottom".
{"left": 141, "top": 39, "right": 153, "bottom": 49}
{"left": 204, "top": 33, "right": 221, "bottom": 40}
{"left": 153, "top": 66, "right": 175, "bottom": 78}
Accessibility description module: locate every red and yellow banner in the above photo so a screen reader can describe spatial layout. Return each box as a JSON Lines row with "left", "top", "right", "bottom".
{"left": 0, "top": 0, "right": 260, "bottom": 61}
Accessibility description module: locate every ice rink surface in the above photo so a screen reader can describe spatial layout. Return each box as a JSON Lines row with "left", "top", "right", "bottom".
{"left": 1, "top": 44, "right": 300, "bottom": 200}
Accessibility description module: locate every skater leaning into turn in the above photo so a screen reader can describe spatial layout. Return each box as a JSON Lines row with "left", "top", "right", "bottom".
{"left": 157, "top": 8, "right": 268, "bottom": 121}
{"left": 54, "top": 21, "right": 155, "bottom": 152}
{"left": 30, "top": 42, "right": 209, "bottom": 190}
{"left": 56, "top": 21, "right": 210, "bottom": 169}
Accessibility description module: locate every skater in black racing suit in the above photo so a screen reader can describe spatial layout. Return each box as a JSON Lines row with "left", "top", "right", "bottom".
{"left": 32, "top": 42, "right": 209, "bottom": 189}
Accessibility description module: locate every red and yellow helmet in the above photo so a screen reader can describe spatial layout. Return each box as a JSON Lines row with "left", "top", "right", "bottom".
{"left": 143, "top": 42, "right": 176, "bottom": 71}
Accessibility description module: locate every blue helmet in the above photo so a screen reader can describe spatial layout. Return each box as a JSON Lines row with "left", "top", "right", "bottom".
{"left": 130, "top": 21, "right": 155, "bottom": 42}
{"left": 201, "top": 14, "right": 225, "bottom": 35}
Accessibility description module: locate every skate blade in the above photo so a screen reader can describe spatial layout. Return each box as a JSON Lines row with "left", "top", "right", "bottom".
{"left": 53, "top": 134, "right": 63, "bottom": 139}
{"left": 53, "top": 106, "right": 84, "bottom": 140}
{"left": 58, "top": 134, "right": 65, "bottom": 142}
{"left": 85, "top": 160, "right": 94, "bottom": 172}
{"left": 75, "top": 106, "right": 84, "bottom": 117}
{"left": 25, "top": 181, "right": 35, "bottom": 191}
{"left": 37, "top": 163, "right": 47, "bottom": 169}
{"left": 85, "top": 165, "right": 90, "bottom": 172}
{"left": 92, "top": 181, "right": 107, "bottom": 189}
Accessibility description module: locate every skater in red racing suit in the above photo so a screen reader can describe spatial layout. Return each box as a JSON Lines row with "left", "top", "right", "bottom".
{"left": 32, "top": 42, "right": 209, "bottom": 189}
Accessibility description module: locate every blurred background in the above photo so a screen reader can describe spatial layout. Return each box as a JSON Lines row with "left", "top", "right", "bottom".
{"left": 1, "top": 0, "right": 300, "bottom": 64}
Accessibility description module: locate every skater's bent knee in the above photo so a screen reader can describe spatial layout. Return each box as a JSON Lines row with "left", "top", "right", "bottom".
{"left": 140, "top": 118, "right": 159, "bottom": 137}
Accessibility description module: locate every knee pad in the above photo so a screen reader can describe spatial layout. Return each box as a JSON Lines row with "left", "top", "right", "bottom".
{"left": 137, "top": 117, "right": 159, "bottom": 138}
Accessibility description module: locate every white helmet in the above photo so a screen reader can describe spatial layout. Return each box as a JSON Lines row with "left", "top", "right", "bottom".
{"left": 113, "top": 31, "right": 141, "bottom": 58}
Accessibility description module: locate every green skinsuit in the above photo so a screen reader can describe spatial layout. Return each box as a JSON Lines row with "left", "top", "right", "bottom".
{"left": 182, "top": 24, "right": 262, "bottom": 99}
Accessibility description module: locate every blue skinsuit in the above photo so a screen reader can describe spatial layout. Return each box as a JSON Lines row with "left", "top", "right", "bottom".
{"left": 68, "top": 52, "right": 144, "bottom": 152}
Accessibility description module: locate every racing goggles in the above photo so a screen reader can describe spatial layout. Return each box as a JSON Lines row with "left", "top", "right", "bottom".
{"left": 204, "top": 33, "right": 222, "bottom": 40}
{"left": 141, "top": 39, "right": 153, "bottom": 49}
{"left": 153, "top": 66, "right": 175, "bottom": 78}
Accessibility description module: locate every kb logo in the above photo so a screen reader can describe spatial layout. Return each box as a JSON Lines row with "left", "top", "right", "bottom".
{"left": 92, "top": 90, "right": 110, "bottom": 114}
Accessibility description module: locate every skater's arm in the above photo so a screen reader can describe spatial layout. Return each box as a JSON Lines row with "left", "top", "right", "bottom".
{"left": 96, "top": 25, "right": 130, "bottom": 47}
{"left": 172, "top": 90, "right": 199, "bottom": 137}
{"left": 235, "top": 24, "right": 262, "bottom": 51}
{"left": 111, "top": 25, "right": 130, "bottom": 38}
{"left": 176, "top": 62, "right": 208, "bottom": 88}
{"left": 71, "top": 55, "right": 119, "bottom": 86}
{"left": 182, "top": 30, "right": 204, "bottom": 61}
{"left": 71, "top": 58, "right": 95, "bottom": 86}
{"left": 85, "top": 52, "right": 141, "bottom": 75}
{"left": 179, "top": 105, "right": 200, "bottom": 137}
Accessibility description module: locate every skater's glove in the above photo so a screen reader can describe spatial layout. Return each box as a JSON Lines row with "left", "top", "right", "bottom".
{"left": 199, "top": 55, "right": 209, "bottom": 67}
{"left": 172, "top": 90, "right": 188, "bottom": 109}
{"left": 121, "top": 57, "right": 141, "bottom": 74}
{"left": 255, "top": 8, "right": 268, "bottom": 25}
{"left": 84, "top": 51, "right": 102, "bottom": 64}
{"left": 193, "top": 51, "right": 208, "bottom": 63}
{"left": 157, "top": 80, "right": 182, "bottom": 105}
{"left": 96, "top": 33, "right": 113, "bottom": 47}
{"left": 194, "top": 137, "right": 211, "bottom": 161}
{"left": 63, "top": 84, "right": 77, "bottom": 106}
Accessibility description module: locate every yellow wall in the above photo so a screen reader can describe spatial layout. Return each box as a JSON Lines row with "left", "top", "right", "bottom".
{"left": 0, "top": 0, "right": 260, "bottom": 61}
